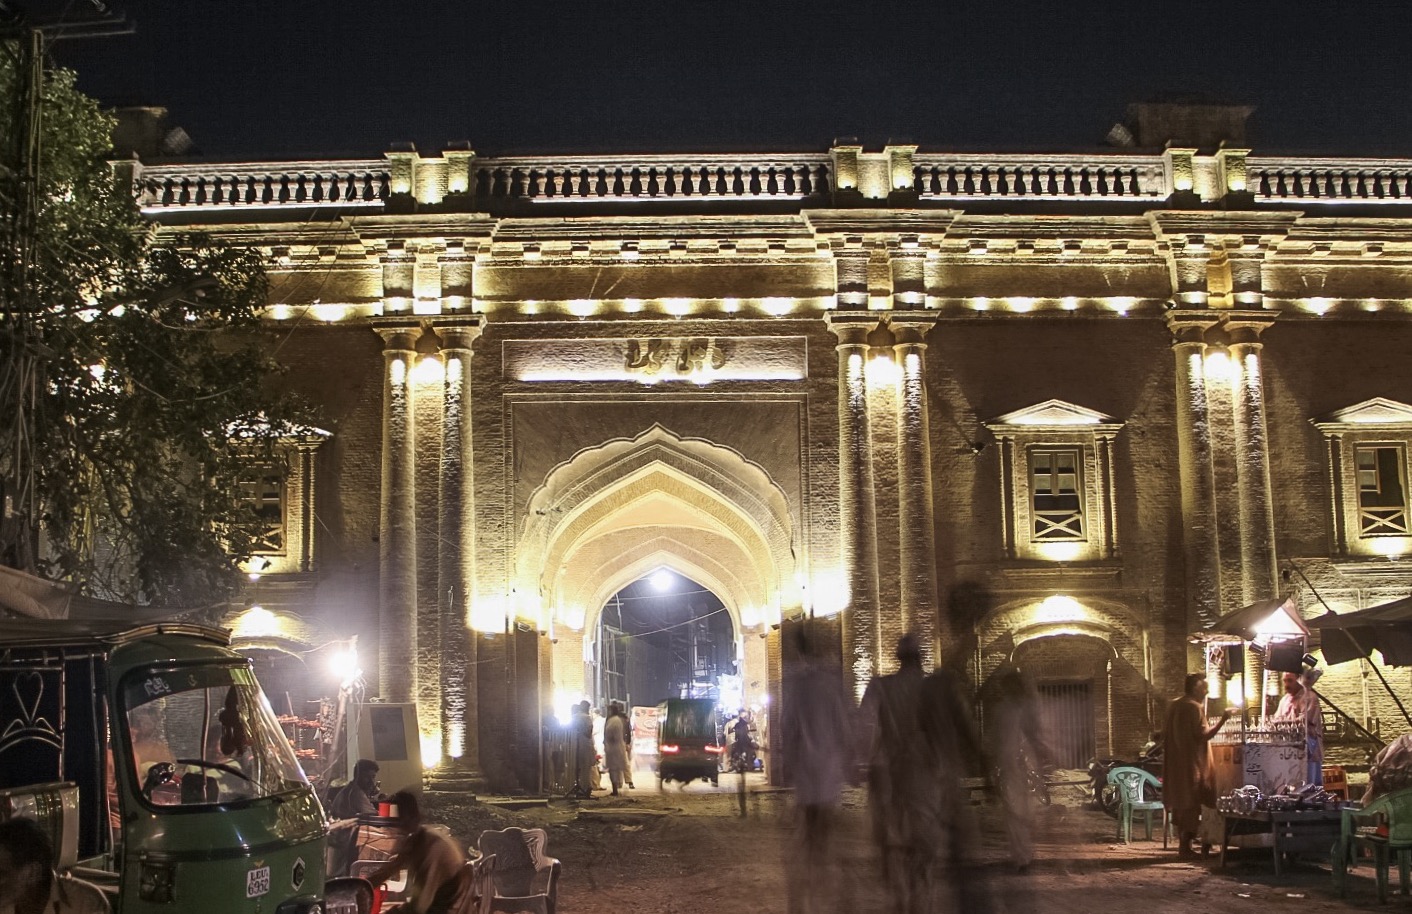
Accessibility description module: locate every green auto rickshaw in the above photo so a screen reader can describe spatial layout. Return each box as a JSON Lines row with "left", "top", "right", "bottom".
{"left": 0, "top": 619, "right": 367, "bottom": 913}
{"left": 655, "top": 698, "right": 722, "bottom": 788}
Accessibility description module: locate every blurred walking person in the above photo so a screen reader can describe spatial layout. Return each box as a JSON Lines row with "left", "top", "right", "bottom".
{"left": 782, "top": 626, "right": 853, "bottom": 914}
{"left": 985, "top": 665, "right": 1050, "bottom": 872}
{"left": 603, "top": 700, "right": 630, "bottom": 796}
{"left": 1163, "top": 673, "right": 1230, "bottom": 858}
{"left": 569, "top": 700, "right": 595, "bottom": 798}
{"left": 859, "top": 634, "right": 927, "bottom": 914}
{"left": 916, "top": 655, "right": 993, "bottom": 914}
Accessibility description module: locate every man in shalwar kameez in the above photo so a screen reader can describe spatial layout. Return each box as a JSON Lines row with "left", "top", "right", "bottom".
{"left": 1163, "top": 673, "right": 1230, "bottom": 858}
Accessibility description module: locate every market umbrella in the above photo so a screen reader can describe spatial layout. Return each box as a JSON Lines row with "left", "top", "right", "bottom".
{"left": 1310, "top": 595, "right": 1412, "bottom": 666}
{"left": 1201, "top": 595, "right": 1307, "bottom": 643}
{"left": 1309, "top": 595, "right": 1412, "bottom": 728}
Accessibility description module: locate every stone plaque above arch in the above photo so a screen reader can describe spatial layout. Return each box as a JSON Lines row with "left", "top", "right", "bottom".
{"left": 502, "top": 335, "right": 807, "bottom": 383}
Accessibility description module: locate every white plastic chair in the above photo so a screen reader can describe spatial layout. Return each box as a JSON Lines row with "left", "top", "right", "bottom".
{"left": 477, "top": 827, "right": 561, "bottom": 914}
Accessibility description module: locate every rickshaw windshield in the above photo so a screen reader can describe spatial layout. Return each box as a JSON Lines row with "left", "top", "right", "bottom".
{"left": 661, "top": 701, "right": 717, "bottom": 742}
{"left": 122, "top": 663, "right": 309, "bottom": 809}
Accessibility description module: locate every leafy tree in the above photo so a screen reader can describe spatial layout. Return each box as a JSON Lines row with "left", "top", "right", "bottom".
{"left": 0, "top": 45, "right": 310, "bottom": 606}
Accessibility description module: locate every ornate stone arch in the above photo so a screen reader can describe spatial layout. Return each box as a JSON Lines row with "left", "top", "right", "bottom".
{"left": 978, "top": 594, "right": 1146, "bottom": 660}
{"left": 517, "top": 425, "right": 798, "bottom": 631}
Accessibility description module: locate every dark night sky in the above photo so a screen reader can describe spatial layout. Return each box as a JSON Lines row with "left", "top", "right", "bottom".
{"left": 49, "top": 0, "right": 1412, "bottom": 160}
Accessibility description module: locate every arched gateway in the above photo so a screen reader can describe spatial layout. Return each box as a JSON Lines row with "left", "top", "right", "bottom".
{"left": 516, "top": 426, "right": 796, "bottom": 724}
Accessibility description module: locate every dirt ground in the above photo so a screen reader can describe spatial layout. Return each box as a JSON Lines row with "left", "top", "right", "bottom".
{"left": 422, "top": 774, "right": 1391, "bottom": 914}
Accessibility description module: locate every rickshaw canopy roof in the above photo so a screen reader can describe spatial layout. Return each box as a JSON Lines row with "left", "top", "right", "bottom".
{"left": 0, "top": 618, "right": 230, "bottom": 650}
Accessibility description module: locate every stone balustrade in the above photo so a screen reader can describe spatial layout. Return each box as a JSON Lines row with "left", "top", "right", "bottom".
{"left": 135, "top": 160, "right": 391, "bottom": 210}
{"left": 911, "top": 153, "right": 1166, "bottom": 200}
{"left": 1246, "top": 157, "right": 1412, "bottom": 203}
{"left": 469, "top": 155, "right": 832, "bottom": 202}
{"left": 128, "top": 149, "right": 1412, "bottom": 213}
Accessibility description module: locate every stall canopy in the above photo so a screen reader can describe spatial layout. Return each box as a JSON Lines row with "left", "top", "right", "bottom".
{"left": 1198, "top": 596, "right": 1308, "bottom": 644}
{"left": 0, "top": 564, "right": 218, "bottom": 624}
{"left": 1310, "top": 596, "right": 1412, "bottom": 666}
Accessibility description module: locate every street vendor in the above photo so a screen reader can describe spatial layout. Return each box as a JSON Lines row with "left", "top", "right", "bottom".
{"left": 1272, "top": 670, "right": 1323, "bottom": 787}
{"left": 1163, "top": 673, "right": 1231, "bottom": 859}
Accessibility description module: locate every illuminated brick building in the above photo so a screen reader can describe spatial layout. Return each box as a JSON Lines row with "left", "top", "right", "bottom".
{"left": 130, "top": 114, "right": 1412, "bottom": 788}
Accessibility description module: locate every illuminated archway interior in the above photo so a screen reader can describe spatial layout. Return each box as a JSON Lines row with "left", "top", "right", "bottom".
{"left": 516, "top": 426, "right": 795, "bottom": 719}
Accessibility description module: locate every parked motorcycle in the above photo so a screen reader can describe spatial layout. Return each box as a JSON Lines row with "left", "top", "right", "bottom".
{"left": 1088, "top": 743, "right": 1163, "bottom": 815}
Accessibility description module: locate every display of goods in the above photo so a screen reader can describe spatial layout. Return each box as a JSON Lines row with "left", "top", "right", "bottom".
{"left": 1212, "top": 724, "right": 1306, "bottom": 746}
{"left": 1217, "top": 782, "right": 1343, "bottom": 814}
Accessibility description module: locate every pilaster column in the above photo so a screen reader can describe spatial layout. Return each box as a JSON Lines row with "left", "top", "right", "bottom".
{"left": 375, "top": 322, "right": 420, "bottom": 701}
{"left": 1226, "top": 314, "right": 1279, "bottom": 603}
{"left": 827, "top": 314, "right": 882, "bottom": 700}
{"left": 438, "top": 320, "right": 483, "bottom": 769}
{"left": 1167, "top": 313, "right": 1223, "bottom": 631}
{"left": 892, "top": 320, "right": 938, "bottom": 670}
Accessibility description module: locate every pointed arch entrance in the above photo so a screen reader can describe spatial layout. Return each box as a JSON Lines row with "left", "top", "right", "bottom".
{"left": 595, "top": 569, "right": 736, "bottom": 711}
{"left": 514, "top": 425, "right": 799, "bottom": 725}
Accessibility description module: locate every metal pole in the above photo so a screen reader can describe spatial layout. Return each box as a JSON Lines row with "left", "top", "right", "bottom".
{"left": 1313, "top": 687, "right": 1384, "bottom": 749}
{"left": 0, "top": 7, "right": 130, "bottom": 570}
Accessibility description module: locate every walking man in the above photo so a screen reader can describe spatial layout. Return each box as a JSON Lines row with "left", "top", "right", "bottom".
{"left": 860, "top": 634, "right": 927, "bottom": 914}
{"left": 571, "top": 700, "right": 596, "bottom": 798}
{"left": 782, "top": 626, "right": 852, "bottom": 914}
{"left": 603, "top": 700, "right": 630, "bottom": 796}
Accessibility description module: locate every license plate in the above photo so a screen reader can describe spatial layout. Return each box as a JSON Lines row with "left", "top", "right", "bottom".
{"left": 246, "top": 866, "right": 271, "bottom": 898}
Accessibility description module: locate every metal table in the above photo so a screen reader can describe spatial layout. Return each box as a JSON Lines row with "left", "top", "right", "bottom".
{"left": 1212, "top": 808, "right": 1345, "bottom": 875}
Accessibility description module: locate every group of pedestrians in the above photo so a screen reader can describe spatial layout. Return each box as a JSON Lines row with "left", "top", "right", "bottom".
{"left": 782, "top": 630, "right": 1049, "bottom": 914}
{"left": 569, "top": 699, "right": 635, "bottom": 797}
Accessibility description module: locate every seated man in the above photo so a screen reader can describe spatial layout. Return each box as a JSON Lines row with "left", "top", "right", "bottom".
{"left": 367, "top": 791, "right": 467, "bottom": 914}
{"left": 0, "top": 816, "right": 110, "bottom": 914}
{"left": 327, "top": 759, "right": 381, "bottom": 876}
{"left": 330, "top": 759, "right": 381, "bottom": 820}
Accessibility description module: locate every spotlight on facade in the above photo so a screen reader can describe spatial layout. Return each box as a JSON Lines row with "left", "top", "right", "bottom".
{"left": 235, "top": 606, "right": 279, "bottom": 639}
{"left": 246, "top": 555, "right": 271, "bottom": 581}
{"left": 864, "top": 321, "right": 900, "bottom": 386}
{"left": 410, "top": 324, "right": 444, "bottom": 383}
{"left": 329, "top": 647, "right": 361, "bottom": 687}
{"left": 1203, "top": 326, "right": 1234, "bottom": 382}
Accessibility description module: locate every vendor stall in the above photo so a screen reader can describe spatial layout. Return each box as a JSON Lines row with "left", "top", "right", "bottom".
{"left": 1192, "top": 598, "right": 1342, "bottom": 864}
{"left": 1195, "top": 597, "right": 1312, "bottom": 792}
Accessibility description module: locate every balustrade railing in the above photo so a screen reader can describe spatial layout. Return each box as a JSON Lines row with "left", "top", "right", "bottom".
{"left": 469, "top": 155, "right": 832, "bottom": 202}
{"left": 912, "top": 153, "right": 1166, "bottom": 200}
{"left": 136, "top": 160, "right": 390, "bottom": 210}
{"left": 1247, "top": 157, "right": 1412, "bottom": 203}
{"left": 130, "top": 152, "right": 1412, "bottom": 213}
